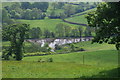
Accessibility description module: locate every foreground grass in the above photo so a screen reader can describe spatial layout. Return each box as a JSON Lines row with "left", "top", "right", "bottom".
{"left": 23, "top": 50, "right": 118, "bottom": 66}
{"left": 3, "top": 49, "right": 118, "bottom": 78}
{"left": 2, "top": 60, "right": 118, "bottom": 78}
{"left": 2, "top": 41, "right": 119, "bottom": 78}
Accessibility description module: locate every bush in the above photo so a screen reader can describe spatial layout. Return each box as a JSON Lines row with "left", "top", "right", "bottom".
{"left": 37, "top": 58, "right": 53, "bottom": 62}
{"left": 55, "top": 44, "right": 61, "bottom": 50}
{"left": 79, "top": 48, "right": 85, "bottom": 51}
{"left": 38, "top": 58, "right": 46, "bottom": 62}
{"left": 24, "top": 52, "right": 46, "bottom": 56}
{"left": 47, "top": 58, "right": 53, "bottom": 62}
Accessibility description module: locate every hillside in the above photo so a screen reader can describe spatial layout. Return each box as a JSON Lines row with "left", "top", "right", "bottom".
{"left": 2, "top": 2, "right": 119, "bottom": 78}
{"left": 17, "top": 19, "right": 79, "bottom": 31}
{"left": 2, "top": 41, "right": 118, "bottom": 78}
{"left": 17, "top": 8, "right": 97, "bottom": 32}
{"left": 64, "top": 8, "right": 96, "bottom": 24}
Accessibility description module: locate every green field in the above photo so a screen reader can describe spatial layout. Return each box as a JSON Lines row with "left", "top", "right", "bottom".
{"left": 73, "top": 41, "right": 116, "bottom": 51}
{"left": 2, "top": 41, "right": 119, "bottom": 78}
{"left": 65, "top": 15, "right": 88, "bottom": 24}
{"left": 17, "top": 19, "right": 81, "bottom": 31}
{"left": 65, "top": 8, "right": 96, "bottom": 24}
{"left": 17, "top": 8, "right": 97, "bottom": 31}
{"left": 72, "top": 8, "right": 96, "bottom": 16}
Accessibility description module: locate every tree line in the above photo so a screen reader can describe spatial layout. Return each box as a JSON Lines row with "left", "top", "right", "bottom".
{"left": 3, "top": 2, "right": 48, "bottom": 20}
{"left": 3, "top": 2, "right": 98, "bottom": 20}
{"left": 3, "top": 24, "right": 92, "bottom": 41}
{"left": 25, "top": 23, "right": 92, "bottom": 39}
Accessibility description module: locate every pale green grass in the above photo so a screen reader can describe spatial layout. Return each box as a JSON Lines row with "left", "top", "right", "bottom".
{"left": 2, "top": 41, "right": 118, "bottom": 78}
{"left": 65, "top": 8, "right": 97, "bottom": 24}
{"left": 73, "top": 8, "right": 96, "bottom": 16}
{"left": 73, "top": 41, "right": 116, "bottom": 51}
{"left": 65, "top": 15, "right": 88, "bottom": 24}
{"left": 17, "top": 19, "right": 80, "bottom": 31}
{"left": 3, "top": 49, "right": 118, "bottom": 78}
{"left": 23, "top": 50, "right": 118, "bottom": 66}
{"left": 2, "top": 60, "right": 117, "bottom": 78}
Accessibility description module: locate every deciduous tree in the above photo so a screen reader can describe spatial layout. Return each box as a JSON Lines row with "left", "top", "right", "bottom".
{"left": 86, "top": 2, "right": 120, "bottom": 50}
{"left": 3, "top": 23, "right": 29, "bottom": 60}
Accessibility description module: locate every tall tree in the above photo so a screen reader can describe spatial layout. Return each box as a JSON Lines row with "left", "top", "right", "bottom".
{"left": 71, "top": 28, "right": 79, "bottom": 37}
{"left": 64, "top": 25, "right": 71, "bottom": 37}
{"left": 3, "top": 23, "right": 29, "bottom": 60}
{"left": 29, "top": 27, "right": 42, "bottom": 39}
{"left": 84, "top": 26, "right": 92, "bottom": 37}
{"left": 55, "top": 23, "right": 65, "bottom": 38}
{"left": 44, "top": 29, "right": 51, "bottom": 38}
{"left": 86, "top": 2, "right": 120, "bottom": 50}
{"left": 78, "top": 26, "right": 83, "bottom": 41}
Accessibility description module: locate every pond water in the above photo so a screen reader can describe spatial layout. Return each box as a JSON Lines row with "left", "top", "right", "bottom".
{"left": 26, "top": 37, "right": 92, "bottom": 49}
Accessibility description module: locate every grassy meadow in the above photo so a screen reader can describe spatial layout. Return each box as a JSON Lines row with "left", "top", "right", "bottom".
{"left": 17, "top": 18, "right": 84, "bottom": 31}
{"left": 65, "top": 8, "right": 96, "bottom": 24}
{"left": 2, "top": 41, "right": 119, "bottom": 78}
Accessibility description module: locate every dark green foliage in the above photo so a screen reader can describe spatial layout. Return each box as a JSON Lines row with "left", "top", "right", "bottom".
{"left": 84, "top": 27, "right": 92, "bottom": 37}
{"left": 44, "top": 29, "right": 51, "bottom": 38}
{"left": 55, "top": 44, "right": 61, "bottom": 50}
{"left": 32, "top": 2, "right": 49, "bottom": 12}
{"left": 78, "top": 26, "right": 83, "bottom": 41}
{"left": 3, "top": 2, "right": 47, "bottom": 20}
{"left": 64, "top": 4, "right": 76, "bottom": 17}
{"left": 70, "top": 44, "right": 75, "bottom": 52}
{"left": 47, "top": 58, "right": 53, "bottom": 62}
{"left": 38, "top": 58, "right": 53, "bottom": 62}
{"left": 22, "top": 8, "right": 45, "bottom": 20}
{"left": 48, "top": 10, "right": 60, "bottom": 19}
{"left": 55, "top": 23, "right": 71, "bottom": 38}
{"left": 23, "top": 42, "right": 51, "bottom": 53}
{"left": 29, "top": 27, "right": 42, "bottom": 39}
{"left": 79, "top": 48, "right": 85, "bottom": 51}
{"left": 2, "top": 8, "right": 16, "bottom": 27}
{"left": 55, "top": 23, "right": 65, "bottom": 38}
{"left": 2, "top": 23, "right": 29, "bottom": 60}
{"left": 21, "top": 2, "right": 31, "bottom": 9}
{"left": 86, "top": 2, "right": 120, "bottom": 50}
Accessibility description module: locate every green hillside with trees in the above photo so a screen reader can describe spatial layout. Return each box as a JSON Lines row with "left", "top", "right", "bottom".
{"left": 2, "top": 2, "right": 120, "bottom": 79}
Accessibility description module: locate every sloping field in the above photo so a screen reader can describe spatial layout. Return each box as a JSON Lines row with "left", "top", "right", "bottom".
{"left": 17, "top": 19, "right": 81, "bottom": 31}
{"left": 2, "top": 41, "right": 119, "bottom": 78}
{"left": 65, "top": 8, "right": 96, "bottom": 24}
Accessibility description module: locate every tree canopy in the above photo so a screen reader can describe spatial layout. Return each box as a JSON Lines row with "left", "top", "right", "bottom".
{"left": 3, "top": 23, "right": 30, "bottom": 60}
{"left": 86, "top": 2, "right": 120, "bottom": 50}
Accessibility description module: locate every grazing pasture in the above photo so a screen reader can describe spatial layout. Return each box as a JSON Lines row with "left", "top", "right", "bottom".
{"left": 17, "top": 19, "right": 81, "bottom": 31}
{"left": 64, "top": 8, "right": 96, "bottom": 24}
{"left": 2, "top": 41, "right": 119, "bottom": 78}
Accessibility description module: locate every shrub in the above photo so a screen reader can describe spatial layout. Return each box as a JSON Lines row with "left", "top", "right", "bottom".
{"left": 37, "top": 58, "right": 53, "bottom": 62}
{"left": 38, "top": 58, "right": 46, "bottom": 62}
{"left": 47, "top": 58, "right": 53, "bottom": 62}
{"left": 79, "top": 48, "right": 85, "bottom": 51}
{"left": 55, "top": 44, "right": 61, "bottom": 50}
